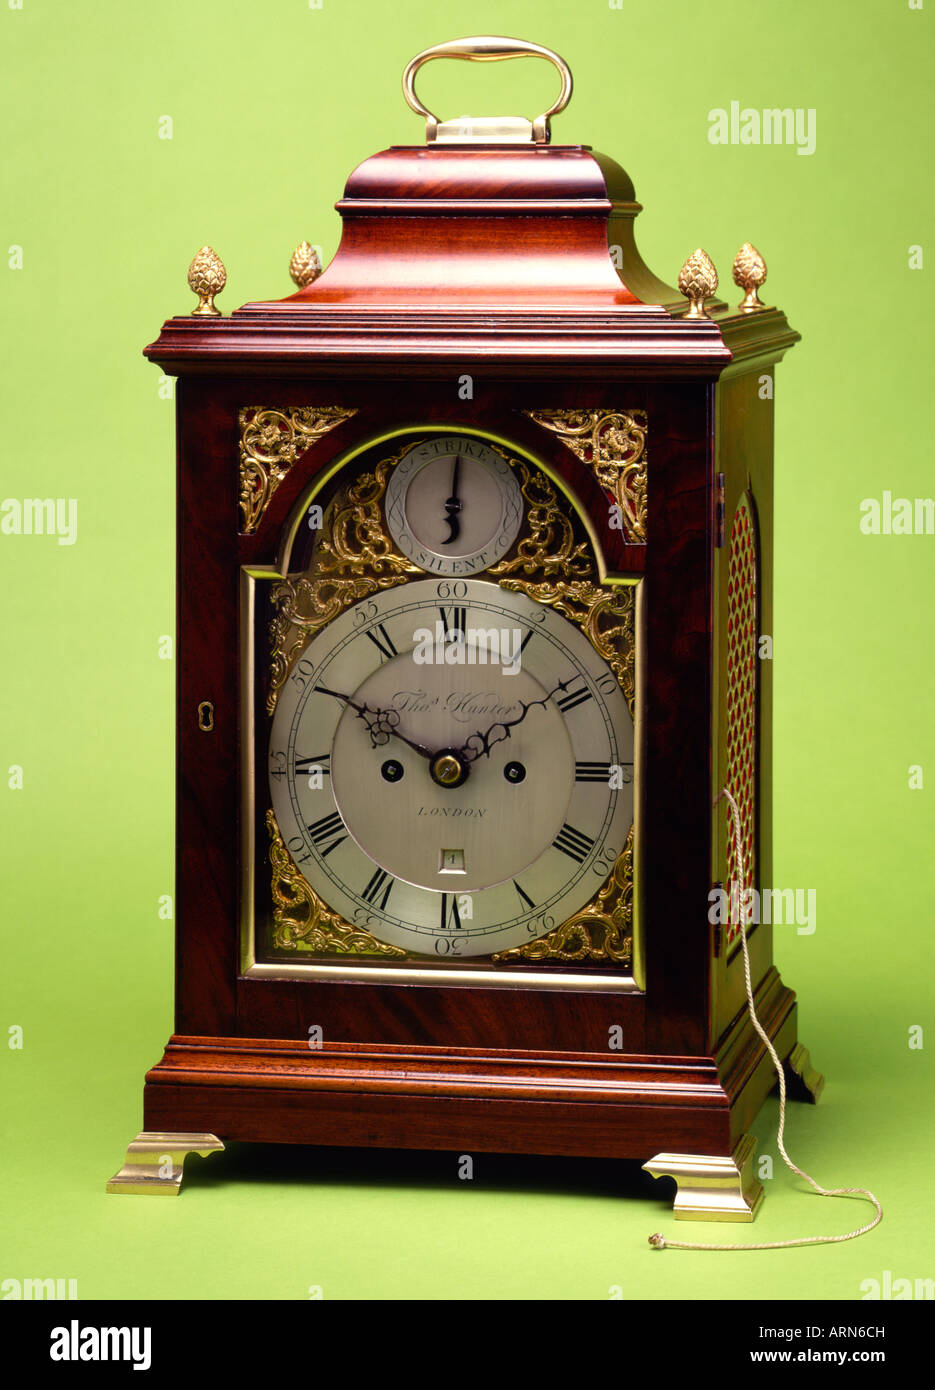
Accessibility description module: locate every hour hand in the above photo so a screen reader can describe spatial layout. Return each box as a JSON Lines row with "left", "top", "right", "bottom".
{"left": 441, "top": 457, "right": 461, "bottom": 545}
{"left": 315, "top": 686, "right": 435, "bottom": 760}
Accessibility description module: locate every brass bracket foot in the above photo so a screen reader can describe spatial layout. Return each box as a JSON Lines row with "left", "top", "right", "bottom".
{"left": 783, "top": 1042, "right": 825, "bottom": 1104}
{"left": 106, "top": 1131, "right": 225, "bottom": 1196}
{"left": 642, "top": 1133, "right": 764, "bottom": 1222}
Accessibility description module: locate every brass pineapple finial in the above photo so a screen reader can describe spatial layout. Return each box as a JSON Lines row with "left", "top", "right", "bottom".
{"left": 678, "top": 249, "right": 718, "bottom": 319}
{"left": 732, "top": 242, "right": 768, "bottom": 312}
{"left": 289, "top": 241, "right": 322, "bottom": 289}
{"left": 187, "top": 246, "right": 226, "bottom": 317}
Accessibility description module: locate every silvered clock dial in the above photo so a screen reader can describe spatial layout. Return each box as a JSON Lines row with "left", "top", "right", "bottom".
{"left": 384, "top": 435, "right": 523, "bottom": 575}
{"left": 268, "top": 579, "right": 633, "bottom": 958}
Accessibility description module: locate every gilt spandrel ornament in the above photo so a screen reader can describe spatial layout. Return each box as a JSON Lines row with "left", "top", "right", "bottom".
{"left": 524, "top": 409, "right": 648, "bottom": 543}
{"left": 494, "top": 826, "right": 633, "bottom": 965}
{"left": 266, "top": 809, "right": 406, "bottom": 957}
{"left": 239, "top": 406, "right": 357, "bottom": 535}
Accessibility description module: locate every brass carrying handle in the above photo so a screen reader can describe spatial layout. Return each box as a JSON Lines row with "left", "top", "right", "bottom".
{"left": 402, "top": 35, "right": 573, "bottom": 145}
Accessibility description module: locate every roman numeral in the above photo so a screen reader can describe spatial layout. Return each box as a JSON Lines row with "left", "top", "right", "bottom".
{"left": 364, "top": 624, "right": 398, "bottom": 662}
{"left": 361, "top": 867, "right": 394, "bottom": 911}
{"left": 295, "top": 753, "right": 330, "bottom": 775}
{"left": 438, "top": 606, "right": 466, "bottom": 641}
{"left": 513, "top": 880, "right": 535, "bottom": 912}
{"left": 306, "top": 810, "right": 347, "bottom": 858}
{"left": 552, "top": 823, "right": 595, "bottom": 864}
{"left": 439, "top": 892, "right": 463, "bottom": 930}
{"left": 574, "top": 761, "right": 611, "bottom": 783}
{"left": 555, "top": 683, "right": 593, "bottom": 714}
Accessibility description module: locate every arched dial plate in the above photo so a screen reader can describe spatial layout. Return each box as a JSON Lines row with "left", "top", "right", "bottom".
{"left": 268, "top": 579, "right": 634, "bottom": 958}
{"left": 384, "top": 436, "right": 523, "bottom": 576}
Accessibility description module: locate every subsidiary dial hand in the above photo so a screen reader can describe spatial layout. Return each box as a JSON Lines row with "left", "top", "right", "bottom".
{"left": 457, "top": 676, "right": 579, "bottom": 764}
{"left": 315, "top": 686, "right": 435, "bottom": 761}
{"left": 441, "top": 456, "right": 462, "bottom": 546}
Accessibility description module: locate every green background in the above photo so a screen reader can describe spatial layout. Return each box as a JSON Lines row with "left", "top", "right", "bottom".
{"left": 1, "top": 0, "right": 932, "bottom": 1301}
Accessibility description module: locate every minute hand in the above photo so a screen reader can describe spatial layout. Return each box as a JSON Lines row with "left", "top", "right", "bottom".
{"left": 456, "top": 677, "right": 577, "bottom": 764}
{"left": 315, "top": 686, "right": 435, "bottom": 761}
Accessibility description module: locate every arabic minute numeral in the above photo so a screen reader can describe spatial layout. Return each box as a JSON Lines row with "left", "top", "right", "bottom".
{"left": 287, "top": 834, "right": 312, "bottom": 865}
{"left": 526, "top": 913, "right": 555, "bottom": 937}
{"left": 352, "top": 599, "right": 379, "bottom": 627}
{"left": 291, "top": 657, "right": 316, "bottom": 691}
{"left": 591, "top": 847, "right": 619, "bottom": 878}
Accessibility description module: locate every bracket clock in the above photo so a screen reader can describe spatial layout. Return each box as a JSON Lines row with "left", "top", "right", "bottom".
{"left": 109, "top": 36, "right": 824, "bottom": 1218}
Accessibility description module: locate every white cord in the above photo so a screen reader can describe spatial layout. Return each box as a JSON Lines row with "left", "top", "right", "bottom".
{"left": 648, "top": 786, "right": 882, "bottom": 1251}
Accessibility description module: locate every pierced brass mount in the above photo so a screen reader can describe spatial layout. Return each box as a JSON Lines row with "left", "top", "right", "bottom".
{"left": 525, "top": 409, "right": 648, "bottom": 544}
{"left": 267, "top": 809, "right": 407, "bottom": 957}
{"left": 494, "top": 825, "right": 633, "bottom": 965}
{"left": 239, "top": 406, "right": 357, "bottom": 534}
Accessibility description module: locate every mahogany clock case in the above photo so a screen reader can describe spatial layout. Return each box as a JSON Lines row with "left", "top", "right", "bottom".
{"left": 137, "top": 126, "right": 808, "bottom": 1182}
{"left": 141, "top": 378, "right": 800, "bottom": 1165}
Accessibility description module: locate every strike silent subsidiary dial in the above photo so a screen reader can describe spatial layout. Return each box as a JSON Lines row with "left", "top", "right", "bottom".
{"left": 384, "top": 435, "right": 524, "bottom": 577}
